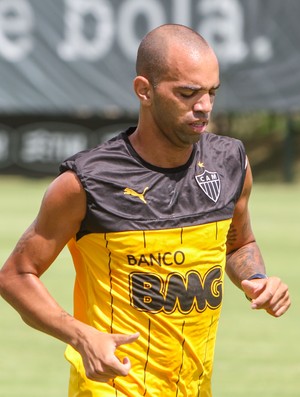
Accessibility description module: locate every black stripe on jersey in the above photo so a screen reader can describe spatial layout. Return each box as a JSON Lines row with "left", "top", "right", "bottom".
{"left": 143, "top": 319, "right": 151, "bottom": 397}
{"left": 197, "top": 315, "right": 218, "bottom": 395}
{"left": 175, "top": 320, "right": 186, "bottom": 396}
{"left": 105, "top": 233, "right": 115, "bottom": 333}
{"left": 197, "top": 362, "right": 204, "bottom": 396}
{"left": 112, "top": 379, "right": 117, "bottom": 397}
{"left": 106, "top": 234, "right": 119, "bottom": 397}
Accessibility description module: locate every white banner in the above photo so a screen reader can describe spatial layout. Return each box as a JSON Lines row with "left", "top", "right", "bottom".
{"left": 0, "top": 0, "right": 299, "bottom": 113}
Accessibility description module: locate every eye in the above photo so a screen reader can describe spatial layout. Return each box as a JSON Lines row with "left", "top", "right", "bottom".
{"left": 179, "top": 90, "right": 196, "bottom": 98}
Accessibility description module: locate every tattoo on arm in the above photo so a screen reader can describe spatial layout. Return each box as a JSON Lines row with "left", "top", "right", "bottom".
{"left": 226, "top": 242, "right": 266, "bottom": 289}
{"left": 227, "top": 215, "right": 252, "bottom": 247}
{"left": 226, "top": 224, "right": 238, "bottom": 247}
{"left": 13, "top": 227, "right": 35, "bottom": 255}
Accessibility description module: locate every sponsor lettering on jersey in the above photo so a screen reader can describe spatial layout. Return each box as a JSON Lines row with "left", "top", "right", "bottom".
{"left": 129, "top": 266, "right": 222, "bottom": 314}
{"left": 127, "top": 251, "right": 185, "bottom": 267}
{"left": 195, "top": 170, "right": 221, "bottom": 203}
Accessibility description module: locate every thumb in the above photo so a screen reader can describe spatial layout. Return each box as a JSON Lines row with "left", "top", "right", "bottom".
{"left": 241, "top": 279, "right": 265, "bottom": 301}
{"left": 113, "top": 332, "right": 140, "bottom": 348}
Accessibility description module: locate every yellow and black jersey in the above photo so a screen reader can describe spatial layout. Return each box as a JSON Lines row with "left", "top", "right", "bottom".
{"left": 60, "top": 127, "right": 247, "bottom": 397}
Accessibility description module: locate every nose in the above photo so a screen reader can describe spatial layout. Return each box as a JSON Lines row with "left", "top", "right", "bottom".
{"left": 193, "top": 92, "right": 213, "bottom": 114}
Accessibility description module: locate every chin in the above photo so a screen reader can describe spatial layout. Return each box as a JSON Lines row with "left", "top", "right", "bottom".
{"left": 180, "top": 134, "right": 201, "bottom": 146}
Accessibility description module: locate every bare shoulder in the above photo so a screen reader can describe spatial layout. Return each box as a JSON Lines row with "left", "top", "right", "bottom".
{"left": 226, "top": 161, "right": 255, "bottom": 254}
{"left": 40, "top": 171, "right": 86, "bottom": 217}
{"left": 1, "top": 171, "right": 87, "bottom": 277}
{"left": 232, "top": 160, "right": 253, "bottom": 217}
{"left": 45, "top": 170, "right": 85, "bottom": 201}
{"left": 37, "top": 171, "right": 87, "bottom": 234}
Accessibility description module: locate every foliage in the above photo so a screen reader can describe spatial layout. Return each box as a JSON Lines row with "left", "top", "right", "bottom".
{"left": 211, "top": 112, "right": 300, "bottom": 183}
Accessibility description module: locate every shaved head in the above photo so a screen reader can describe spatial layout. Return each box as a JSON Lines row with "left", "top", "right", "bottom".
{"left": 136, "top": 24, "right": 213, "bottom": 86}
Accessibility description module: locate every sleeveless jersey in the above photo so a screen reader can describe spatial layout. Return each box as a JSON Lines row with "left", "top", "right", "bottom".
{"left": 60, "top": 127, "right": 247, "bottom": 397}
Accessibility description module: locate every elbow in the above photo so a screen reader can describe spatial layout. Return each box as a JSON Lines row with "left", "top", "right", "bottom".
{"left": 0, "top": 261, "right": 17, "bottom": 300}
{"left": 0, "top": 267, "right": 7, "bottom": 299}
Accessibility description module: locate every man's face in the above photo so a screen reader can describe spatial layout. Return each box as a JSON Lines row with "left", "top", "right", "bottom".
{"left": 149, "top": 47, "right": 220, "bottom": 148}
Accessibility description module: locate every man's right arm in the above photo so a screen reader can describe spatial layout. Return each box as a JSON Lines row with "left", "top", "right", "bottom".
{"left": 0, "top": 171, "right": 86, "bottom": 341}
{"left": 0, "top": 171, "right": 138, "bottom": 382}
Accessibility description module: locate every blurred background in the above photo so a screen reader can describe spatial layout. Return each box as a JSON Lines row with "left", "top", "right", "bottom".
{"left": 0, "top": 1, "right": 299, "bottom": 396}
{"left": 0, "top": 0, "right": 299, "bottom": 181}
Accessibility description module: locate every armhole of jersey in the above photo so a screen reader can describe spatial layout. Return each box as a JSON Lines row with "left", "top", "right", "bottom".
{"left": 235, "top": 147, "right": 248, "bottom": 202}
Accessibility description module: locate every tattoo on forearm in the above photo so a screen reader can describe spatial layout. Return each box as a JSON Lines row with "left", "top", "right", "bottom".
{"left": 60, "top": 310, "right": 72, "bottom": 321}
{"left": 226, "top": 242, "right": 266, "bottom": 288}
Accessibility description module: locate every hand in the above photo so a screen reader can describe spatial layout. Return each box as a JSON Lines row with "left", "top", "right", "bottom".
{"left": 241, "top": 276, "right": 290, "bottom": 317}
{"left": 77, "top": 327, "right": 140, "bottom": 382}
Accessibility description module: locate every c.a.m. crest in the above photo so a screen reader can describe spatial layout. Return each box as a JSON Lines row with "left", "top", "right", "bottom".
{"left": 195, "top": 170, "right": 221, "bottom": 203}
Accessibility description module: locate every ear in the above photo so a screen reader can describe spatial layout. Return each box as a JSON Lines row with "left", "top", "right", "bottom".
{"left": 133, "top": 76, "right": 152, "bottom": 105}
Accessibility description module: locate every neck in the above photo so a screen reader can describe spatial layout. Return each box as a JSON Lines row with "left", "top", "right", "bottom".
{"left": 129, "top": 126, "right": 194, "bottom": 169}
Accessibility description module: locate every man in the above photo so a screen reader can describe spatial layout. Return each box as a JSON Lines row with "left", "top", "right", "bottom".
{"left": 0, "top": 24, "right": 290, "bottom": 397}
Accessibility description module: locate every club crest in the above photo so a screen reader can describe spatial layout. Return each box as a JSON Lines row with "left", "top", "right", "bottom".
{"left": 195, "top": 170, "right": 221, "bottom": 203}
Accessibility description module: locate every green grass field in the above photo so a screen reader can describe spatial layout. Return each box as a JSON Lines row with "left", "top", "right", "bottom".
{"left": 0, "top": 176, "right": 299, "bottom": 396}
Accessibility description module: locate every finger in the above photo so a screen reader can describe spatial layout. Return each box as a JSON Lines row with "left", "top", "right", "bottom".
{"left": 266, "top": 291, "right": 291, "bottom": 317}
{"left": 252, "top": 281, "right": 289, "bottom": 311}
{"left": 87, "top": 373, "right": 112, "bottom": 383}
{"left": 251, "top": 288, "right": 274, "bottom": 309}
{"left": 87, "top": 355, "right": 131, "bottom": 381}
{"left": 104, "top": 355, "right": 132, "bottom": 377}
{"left": 85, "top": 365, "right": 116, "bottom": 382}
{"left": 269, "top": 301, "right": 291, "bottom": 317}
{"left": 113, "top": 332, "right": 140, "bottom": 347}
{"left": 119, "top": 356, "right": 132, "bottom": 375}
{"left": 241, "top": 279, "right": 265, "bottom": 300}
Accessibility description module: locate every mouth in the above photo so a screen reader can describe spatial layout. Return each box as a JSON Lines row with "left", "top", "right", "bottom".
{"left": 189, "top": 121, "right": 208, "bottom": 133}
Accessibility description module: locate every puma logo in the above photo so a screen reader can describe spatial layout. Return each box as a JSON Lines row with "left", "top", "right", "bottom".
{"left": 124, "top": 186, "right": 149, "bottom": 204}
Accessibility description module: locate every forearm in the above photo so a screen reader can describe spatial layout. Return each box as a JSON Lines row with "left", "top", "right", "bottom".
{"left": 0, "top": 270, "right": 141, "bottom": 382}
{"left": 0, "top": 271, "right": 85, "bottom": 349}
{"left": 226, "top": 241, "right": 266, "bottom": 290}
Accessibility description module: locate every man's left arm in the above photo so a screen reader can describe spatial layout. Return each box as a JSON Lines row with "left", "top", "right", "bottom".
{"left": 226, "top": 162, "right": 290, "bottom": 317}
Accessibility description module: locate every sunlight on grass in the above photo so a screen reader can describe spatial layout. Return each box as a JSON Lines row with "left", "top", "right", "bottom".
{"left": 213, "top": 184, "right": 300, "bottom": 397}
{"left": 0, "top": 177, "right": 299, "bottom": 396}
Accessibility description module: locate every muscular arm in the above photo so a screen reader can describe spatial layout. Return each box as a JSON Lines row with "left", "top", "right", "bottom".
{"left": 226, "top": 162, "right": 290, "bottom": 317}
{"left": 0, "top": 171, "right": 89, "bottom": 344}
{"left": 226, "top": 164, "right": 265, "bottom": 288}
{"left": 0, "top": 171, "right": 138, "bottom": 381}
